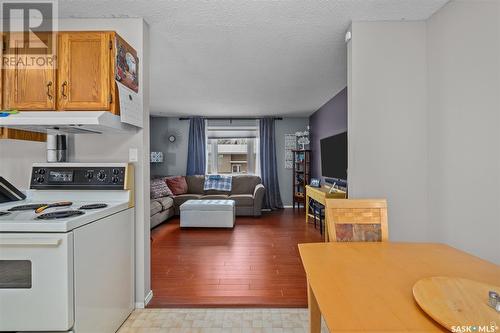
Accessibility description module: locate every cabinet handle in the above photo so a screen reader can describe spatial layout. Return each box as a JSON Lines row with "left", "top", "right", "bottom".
{"left": 61, "top": 81, "right": 68, "bottom": 99}
{"left": 0, "top": 238, "right": 62, "bottom": 247}
{"left": 46, "top": 81, "right": 53, "bottom": 100}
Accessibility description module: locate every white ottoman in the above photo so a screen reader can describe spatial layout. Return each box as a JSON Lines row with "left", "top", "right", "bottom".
{"left": 180, "top": 200, "right": 235, "bottom": 228}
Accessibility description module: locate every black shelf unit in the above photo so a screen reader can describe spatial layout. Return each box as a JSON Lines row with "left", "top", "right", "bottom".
{"left": 292, "top": 149, "right": 311, "bottom": 209}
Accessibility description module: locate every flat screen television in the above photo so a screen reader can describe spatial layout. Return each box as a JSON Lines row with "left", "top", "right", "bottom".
{"left": 320, "top": 131, "right": 347, "bottom": 181}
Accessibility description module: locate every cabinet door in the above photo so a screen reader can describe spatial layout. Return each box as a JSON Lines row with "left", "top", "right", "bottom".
{"left": 3, "top": 32, "right": 56, "bottom": 110}
{"left": 0, "top": 127, "right": 47, "bottom": 142}
{"left": 57, "top": 32, "right": 111, "bottom": 110}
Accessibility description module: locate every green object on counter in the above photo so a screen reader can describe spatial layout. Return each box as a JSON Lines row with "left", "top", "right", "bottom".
{"left": 1, "top": 109, "right": 19, "bottom": 114}
{"left": 0, "top": 109, "right": 19, "bottom": 117}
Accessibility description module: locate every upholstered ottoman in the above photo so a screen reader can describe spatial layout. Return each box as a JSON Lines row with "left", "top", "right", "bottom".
{"left": 180, "top": 200, "right": 235, "bottom": 228}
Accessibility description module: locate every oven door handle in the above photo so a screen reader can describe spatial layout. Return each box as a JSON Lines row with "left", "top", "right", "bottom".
{"left": 0, "top": 238, "right": 62, "bottom": 247}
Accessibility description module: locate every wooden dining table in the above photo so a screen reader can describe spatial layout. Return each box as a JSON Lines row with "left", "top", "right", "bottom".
{"left": 298, "top": 242, "right": 500, "bottom": 333}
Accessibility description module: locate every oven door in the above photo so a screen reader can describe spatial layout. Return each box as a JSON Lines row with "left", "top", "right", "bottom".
{"left": 0, "top": 232, "right": 74, "bottom": 331}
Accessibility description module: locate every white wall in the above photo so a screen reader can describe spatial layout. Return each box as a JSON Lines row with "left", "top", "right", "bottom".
{"left": 0, "top": 140, "right": 46, "bottom": 188}
{"left": 275, "top": 118, "right": 309, "bottom": 206}
{"left": 0, "top": 18, "right": 152, "bottom": 305}
{"left": 427, "top": 0, "right": 500, "bottom": 264}
{"left": 348, "top": 21, "right": 430, "bottom": 241}
{"left": 348, "top": 1, "right": 500, "bottom": 264}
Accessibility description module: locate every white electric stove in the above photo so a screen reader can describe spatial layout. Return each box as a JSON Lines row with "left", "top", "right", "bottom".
{"left": 0, "top": 163, "right": 135, "bottom": 333}
{"left": 0, "top": 194, "right": 130, "bottom": 232}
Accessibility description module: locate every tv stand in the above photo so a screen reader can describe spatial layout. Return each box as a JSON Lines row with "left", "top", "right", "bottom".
{"left": 305, "top": 185, "right": 346, "bottom": 240}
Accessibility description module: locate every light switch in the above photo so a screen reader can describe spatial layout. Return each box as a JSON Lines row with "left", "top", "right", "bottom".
{"left": 129, "top": 148, "right": 138, "bottom": 162}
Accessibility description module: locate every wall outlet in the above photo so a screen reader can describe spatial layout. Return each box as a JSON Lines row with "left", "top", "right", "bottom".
{"left": 129, "top": 148, "right": 138, "bottom": 162}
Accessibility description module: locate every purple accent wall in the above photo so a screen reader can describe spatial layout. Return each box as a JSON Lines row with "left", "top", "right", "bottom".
{"left": 309, "top": 87, "right": 348, "bottom": 179}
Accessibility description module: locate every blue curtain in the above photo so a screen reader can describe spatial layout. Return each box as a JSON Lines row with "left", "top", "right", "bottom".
{"left": 186, "top": 117, "right": 206, "bottom": 175}
{"left": 259, "top": 118, "right": 283, "bottom": 210}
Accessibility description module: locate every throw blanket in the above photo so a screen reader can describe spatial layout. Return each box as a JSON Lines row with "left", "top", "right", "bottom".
{"left": 204, "top": 175, "right": 232, "bottom": 192}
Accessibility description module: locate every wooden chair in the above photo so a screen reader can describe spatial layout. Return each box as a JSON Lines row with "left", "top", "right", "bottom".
{"left": 325, "top": 199, "right": 388, "bottom": 242}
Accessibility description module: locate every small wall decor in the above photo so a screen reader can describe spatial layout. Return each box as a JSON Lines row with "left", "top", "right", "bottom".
{"left": 166, "top": 128, "right": 182, "bottom": 148}
{"left": 285, "top": 134, "right": 297, "bottom": 169}
{"left": 150, "top": 151, "right": 164, "bottom": 163}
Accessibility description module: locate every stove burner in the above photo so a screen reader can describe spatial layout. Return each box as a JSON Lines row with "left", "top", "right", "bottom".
{"left": 35, "top": 201, "right": 73, "bottom": 214}
{"left": 37, "top": 210, "right": 85, "bottom": 220}
{"left": 79, "top": 203, "right": 108, "bottom": 210}
{"left": 0, "top": 211, "right": 11, "bottom": 216}
{"left": 8, "top": 204, "right": 48, "bottom": 212}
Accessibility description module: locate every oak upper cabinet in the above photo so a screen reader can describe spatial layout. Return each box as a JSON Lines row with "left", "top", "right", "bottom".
{"left": 57, "top": 32, "right": 112, "bottom": 111}
{"left": 0, "top": 127, "right": 47, "bottom": 142}
{"left": 3, "top": 32, "right": 56, "bottom": 110}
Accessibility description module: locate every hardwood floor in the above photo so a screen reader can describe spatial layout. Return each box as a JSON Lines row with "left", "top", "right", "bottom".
{"left": 149, "top": 208, "right": 323, "bottom": 308}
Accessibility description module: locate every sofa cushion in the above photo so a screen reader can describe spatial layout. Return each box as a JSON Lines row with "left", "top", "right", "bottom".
{"left": 185, "top": 175, "right": 205, "bottom": 194}
{"left": 173, "top": 194, "right": 202, "bottom": 206}
{"left": 228, "top": 194, "right": 254, "bottom": 206}
{"left": 201, "top": 194, "right": 229, "bottom": 200}
{"left": 231, "top": 175, "right": 262, "bottom": 194}
{"left": 150, "top": 177, "right": 173, "bottom": 199}
{"left": 150, "top": 200, "right": 163, "bottom": 216}
{"left": 166, "top": 176, "right": 188, "bottom": 195}
{"left": 151, "top": 209, "right": 174, "bottom": 229}
{"left": 157, "top": 196, "right": 174, "bottom": 210}
{"left": 204, "top": 189, "right": 231, "bottom": 195}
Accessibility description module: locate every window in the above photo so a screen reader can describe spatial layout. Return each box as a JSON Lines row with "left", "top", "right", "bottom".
{"left": 0, "top": 260, "right": 32, "bottom": 289}
{"left": 232, "top": 164, "right": 242, "bottom": 173}
{"left": 206, "top": 125, "right": 259, "bottom": 175}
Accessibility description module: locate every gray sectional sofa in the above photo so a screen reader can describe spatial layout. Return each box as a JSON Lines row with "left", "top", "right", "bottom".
{"left": 150, "top": 175, "right": 265, "bottom": 229}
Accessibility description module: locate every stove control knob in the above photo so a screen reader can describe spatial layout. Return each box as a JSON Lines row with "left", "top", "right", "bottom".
{"left": 86, "top": 171, "right": 94, "bottom": 179}
{"left": 112, "top": 176, "right": 119, "bottom": 184}
{"left": 38, "top": 169, "right": 46, "bottom": 175}
{"left": 97, "top": 172, "right": 106, "bottom": 181}
{"left": 112, "top": 168, "right": 120, "bottom": 175}
{"left": 36, "top": 177, "right": 44, "bottom": 183}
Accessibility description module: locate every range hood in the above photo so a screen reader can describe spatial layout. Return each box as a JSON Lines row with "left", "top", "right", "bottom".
{"left": 0, "top": 111, "right": 136, "bottom": 134}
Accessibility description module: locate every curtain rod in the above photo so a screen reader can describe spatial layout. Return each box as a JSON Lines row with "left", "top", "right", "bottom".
{"left": 178, "top": 117, "right": 283, "bottom": 121}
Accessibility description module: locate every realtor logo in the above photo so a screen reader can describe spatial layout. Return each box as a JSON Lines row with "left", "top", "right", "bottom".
{"left": 1, "top": 0, "right": 58, "bottom": 68}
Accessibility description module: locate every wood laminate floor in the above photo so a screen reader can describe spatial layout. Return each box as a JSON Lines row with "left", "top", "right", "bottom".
{"left": 149, "top": 209, "right": 323, "bottom": 308}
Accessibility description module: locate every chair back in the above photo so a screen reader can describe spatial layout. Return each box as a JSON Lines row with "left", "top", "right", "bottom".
{"left": 325, "top": 199, "right": 388, "bottom": 242}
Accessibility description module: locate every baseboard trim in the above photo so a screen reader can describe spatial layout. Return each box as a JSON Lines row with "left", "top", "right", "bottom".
{"left": 135, "top": 290, "right": 153, "bottom": 309}
{"left": 283, "top": 205, "right": 293, "bottom": 208}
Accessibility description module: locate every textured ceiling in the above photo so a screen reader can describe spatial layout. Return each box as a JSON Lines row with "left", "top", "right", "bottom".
{"left": 59, "top": 0, "right": 448, "bottom": 117}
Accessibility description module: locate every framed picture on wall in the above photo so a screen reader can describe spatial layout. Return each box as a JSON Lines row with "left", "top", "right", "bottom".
{"left": 115, "top": 35, "right": 139, "bottom": 92}
{"left": 285, "top": 134, "right": 297, "bottom": 169}
{"left": 310, "top": 178, "right": 320, "bottom": 188}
